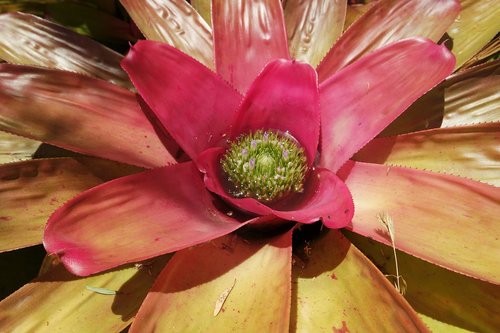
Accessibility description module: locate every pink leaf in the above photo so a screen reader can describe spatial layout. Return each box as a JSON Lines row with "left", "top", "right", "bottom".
{"left": 320, "top": 38, "right": 455, "bottom": 172}
{"left": 44, "top": 162, "right": 245, "bottom": 276}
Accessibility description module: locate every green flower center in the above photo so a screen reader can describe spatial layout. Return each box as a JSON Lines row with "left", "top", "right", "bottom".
{"left": 221, "top": 130, "right": 308, "bottom": 202}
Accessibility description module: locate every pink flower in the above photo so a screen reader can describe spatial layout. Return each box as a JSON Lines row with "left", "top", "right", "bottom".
{"left": 43, "top": 22, "right": 454, "bottom": 277}
{"left": 1, "top": 0, "right": 498, "bottom": 331}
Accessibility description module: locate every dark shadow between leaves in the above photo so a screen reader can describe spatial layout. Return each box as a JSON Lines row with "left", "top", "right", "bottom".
{"left": 151, "top": 232, "right": 286, "bottom": 296}
{"left": 290, "top": 228, "right": 351, "bottom": 329}
{"left": 346, "top": 231, "right": 500, "bottom": 332}
{"left": 380, "top": 84, "right": 446, "bottom": 137}
{"left": 35, "top": 255, "right": 170, "bottom": 321}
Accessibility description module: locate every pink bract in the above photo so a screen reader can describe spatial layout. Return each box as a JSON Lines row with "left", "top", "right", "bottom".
{"left": 42, "top": 8, "right": 455, "bottom": 276}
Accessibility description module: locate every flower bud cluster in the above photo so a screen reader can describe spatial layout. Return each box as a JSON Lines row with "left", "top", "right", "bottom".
{"left": 221, "top": 130, "right": 307, "bottom": 202}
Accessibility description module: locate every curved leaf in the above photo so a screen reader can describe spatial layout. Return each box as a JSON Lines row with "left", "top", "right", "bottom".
{"left": 200, "top": 148, "right": 354, "bottom": 228}
{"left": 0, "top": 12, "right": 131, "bottom": 89}
{"left": 284, "top": 0, "right": 346, "bottom": 67}
{"left": 355, "top": 123, "right": 500, "bottom": 186}
{"left": 0, "top": 131, "right": 40, "bottom": 164}
{"left": 317, "top": 0, "right": 460, "bottom": 82}
{"left": 191, "top": 0, "right": 211, "bottom": 26}
{"left": 382, "top": 59, "right": 500, "bottom": 135}
{"left": 212, "top": 0, "right": 290, "bottom": 93}
{"left": 348, "top": 232, "right": 500, "bottom": 333}
{"left": 44, "top": 162, "right": 246, "bottom": 276}
{"left": 448, "top": 0, "right": 500, "bottom": 69}
{"left": 229, "top": 59, "right": 319, "bottom": 164}
{"left": 0, "top": 64, "right": 175, "bottom": 168}
{"left": 320, "top": 38, "right": 455, "bottom": 172}
{"left": 0, "top": 256, "right": 168, "bottom": 332}
{"left": 339, "top": 161, "right": 500, "bottom": 284}
{"left": 441, "top": 60, "right": 500, "bottom": 127}
{"left": 291, "top": 230, "right": 428, "bottom": 332}
{"left": 0, "top": 158, "right": 105, "bottom": 252}
{"left": 121, "top": 41, "right": 240, "bottom": 161}
{"left": 119, "top": 0, "right": 214, "bottom": 69}
{"left": 130, "top": 232, "right": 292, "bottom": 332}
{"left": 343, "top": 2, "right": 374, "bottom": 32}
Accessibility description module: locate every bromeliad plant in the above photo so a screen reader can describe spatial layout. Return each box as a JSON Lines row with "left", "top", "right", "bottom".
{"left": 0, "top": 0, "right": 499, "bottom": 332}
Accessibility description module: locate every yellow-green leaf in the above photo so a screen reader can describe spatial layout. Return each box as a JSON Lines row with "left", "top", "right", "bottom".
{"left": 191, "top": 0, "right": 211, "bottom": 26}
{"left": 448, "top": 0, "right": 500, "bottom": 69}
{"left": 355, "top": 123, "right": 500, "bottom": 186}
{"left": 284, "top": 0, "right": 346, "bottom": 67}
{"left": 0, "top": 256, "right": 169, "bottom": 332}
{"left": 347, "top": 232, "right": 500, "bottom": 333}
{"left": 340, "top": 161, "right": 500, "bottom": 284}
{"left": 0, "top": 12, "right": 132, "bottom": 89}
{"left": 119, "top": 0, "right": 214, "bottom": 69}
{"left": 0, "top": 131, "right": 40, "bottom": 164}
{"left": 383, "top": 59, "right": 500, "bottom": 135}
{"left": 0, "top": 158, "right": 137, "bottom": 252}
{"left": 292, "top": 230, "right": 428, "bottom": 332}
{"left": 130, "top": 232, "right": 292, "bottom": 332}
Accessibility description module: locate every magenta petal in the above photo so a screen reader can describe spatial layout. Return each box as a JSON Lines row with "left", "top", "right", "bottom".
{"left": 43, "top": 162, "right": 246, "bottom": 276}
{"left": 320, "top": 38, "right": 455, "bottom": 172}
{"left": 212, "top": 0, "right": 290, "bottom": 93}
{"left": 230, "top": 59, "right": 320, "bottom": 165}
{"left": 121, "top": 40, "right": 242, "bottom": 161}
{"left": 198, "top": 148, "right": 353, "bottom": 228}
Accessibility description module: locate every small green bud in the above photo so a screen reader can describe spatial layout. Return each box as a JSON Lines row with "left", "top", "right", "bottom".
{"left": 221, "top": 130, "right": 308, "bottom": 202}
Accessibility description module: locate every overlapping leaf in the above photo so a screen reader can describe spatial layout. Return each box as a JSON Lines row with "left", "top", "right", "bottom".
{"left": 130, "top": 232, "right": 292, "bottom": 332}
{"left": 0, "top": 158, "right": 101, "bottom": 252}
{"left": 0, "top": 131, "right": 40, "bottom": 164}
{"left": 191, "top": 0, "right": 211, "bottom": 26}
{"left": 120, "top": 0, "right": 214, "bottom": 69}
{"left": 383, "top": 59, "right": 500, "bottom": 135}
{"left": 284, "top": 0, "right": 346, "bottom": 67}
{"left": 317, "top": 0, "right": 460, "bottom": 81}
{"left": 348, "top": 232, "right": 500, "bottom": 332}
{"left": 0, "top": 12, "right": 131, "bottom": 88}
{"left": 340, "top": 161, "right": 500, "bottom": 284}
{"left": 292, "top": 230, "right": 428, "bottom": 332}
{"left": 0, "top": 256, "right": 169, "bottom": 332}
{"left": 0, "top": 64, "right": 175, "bottom": 168}
{"left": 212, "top": 0, "right": 290, "bottom": 92}
{"left": 355, "top": 123, "right": 500, "bottom": 186}
{"left": 447, "top": 0, "right": 500, "bottom": 69}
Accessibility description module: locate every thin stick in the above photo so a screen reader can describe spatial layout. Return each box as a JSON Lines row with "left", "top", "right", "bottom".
{"left": 378, "top": 212, "right": 402, "bottom": 294}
